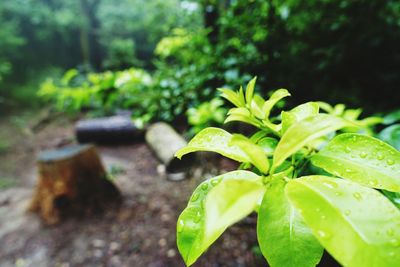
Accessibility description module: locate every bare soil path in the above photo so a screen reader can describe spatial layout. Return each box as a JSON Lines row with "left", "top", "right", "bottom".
{"left": 0, "top": 112, "right": 265, "bottom": 267}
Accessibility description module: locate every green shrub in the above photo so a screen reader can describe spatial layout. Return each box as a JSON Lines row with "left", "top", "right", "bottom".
{"left": 38, "top": 68, "right": 152, "bottom": 118}
{"left": 187, "top": 98, "right": 227, "bottom": 136}
{"left": 174, "top": 78, "right": 399, "bottom": 267}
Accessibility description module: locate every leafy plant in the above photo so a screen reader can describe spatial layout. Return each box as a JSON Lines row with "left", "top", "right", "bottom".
{"left": 38, "top": 68, "right": 153, "bottom": 118}
{"left": 174, "top": 78, "right": 400, "bottom": 267}
{"left": 379, "top": 109, "right": 400, "bottom": 150}
{"left": 187, "top": 98, "right": 227, "bottom": 136}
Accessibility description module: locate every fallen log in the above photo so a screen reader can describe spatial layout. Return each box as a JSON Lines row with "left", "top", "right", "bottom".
{"left": 28, "top": 144, "right": 120, "bottom": 224}
{"left": 75, "top": 115, "right": 144, "bottom": 144}
{"left": 145, "top": 122, "right": 194, "bottom": 176}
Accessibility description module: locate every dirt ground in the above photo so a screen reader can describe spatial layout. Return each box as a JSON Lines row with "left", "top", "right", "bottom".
{"left": 0, "top": 111, "right": 267, "bottom": 267}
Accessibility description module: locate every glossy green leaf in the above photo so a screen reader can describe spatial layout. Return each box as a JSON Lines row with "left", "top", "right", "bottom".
{"left": 257, "top": 180, "right": 323, "bottom": 267}
{"left": 245, "top": 76, "right": 257, "bottom": 104}
{"left": 316, "top": 101, "right": 333, "bottom": 113}
{"left": 218, "top": 88, "right": 243, "bottom": 107}
{"left": 383, "top": 110, "right": 400, "bottom": 125}
{"left": 177, "top": 171, "right": 265, "bottom": 266}
{"left": 258, "top": 137, "right": 278, "bottom": 155}
{"left": 175, "top": 127, "right": 250, "bottom": 162}
{"left": 281, "top": 102, "right": 319, "bottom": 133}
{"left": 286, "top": 175, "right": 400, "bottom": 267}
{"left": 225, "top": 114, "right": 261, "bottom": 128}
{"left": 250, "top": 99, "right": 265, "bottom": 119}
{"left": 311, "top": 133, "right": 400, "bottom": 192}
{"left": 262, "top": 89, "right": 291, "bottom": 118}
{"left": 230, "top": 135, "right": 270, "bottom": 174}
{"left": 228, "top": 107, "right": 251, "bottom": 117}
{"left": 343, "top": 108, "right": 362, "bottom": 120}
{"left": 379, "top": 124, "right": 400, "bottom": 150}
{"left": 382, "top": 190, "right": 400, "bottom": 209}
{"left": 250, "top": 130, "right": 268, "bottom": 143}
{"left": 273, "top": 114, "right": 352, "bottom": 169}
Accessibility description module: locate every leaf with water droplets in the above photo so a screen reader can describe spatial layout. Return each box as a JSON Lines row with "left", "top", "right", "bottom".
{"left": 311, "top": 133, "right": 400, "bottom": 192}
{"left": 286, "top": 175, "right": 400, "bottom": 267}
{"left": 177, "top": 171, "right": 265, "bottom": 266}
{"left": 257, "top": 180, "right": 323, "bottom": 267}
{"left": 281, "top": 102, "right": 319, "bottom": 134}
{"left": 273, "top": 114, "right": 354, "bottom": 169}
{"left": 230, "top": 134, "right": 270, "bottom": 174}
{"left": 175, "top": 127, "right": 250, "bottom": 162}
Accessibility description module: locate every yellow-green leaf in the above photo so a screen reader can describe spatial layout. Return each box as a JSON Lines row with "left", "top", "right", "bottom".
{"left": 257, "top": 179, "right": 323, "bottom": 267}
{"left": 311, "top": 133, "right": 400, "bottom": 192}
{"left": 175, "top": 127, "right": 250, "bottom": 162}
{"left": 230, "top": 134, "right": 270, "bottom": 174}
{"left": 273, "top": 114, "right": 353, "bottom": 169}
{"left": 286, "top": 175, "right": 400, "bottom": 267}
{"left": 177, "top": 171, "right": 265, "bottom": 266}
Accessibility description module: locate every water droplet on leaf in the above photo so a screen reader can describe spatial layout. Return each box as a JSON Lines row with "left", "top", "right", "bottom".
{"left": 317, "top": 230, "right": 331, "bottom": 239}
{"left": 353, "top": 192, "right": 362, "bottom": 200}
{"left": 360, "top": 152, "right": 367, "bottom": 158}
{"left": 368, "top": 180, "right": 377, "bottom": 187}
{"left": 344, "top": 210, "right": 351, "bottom": 215}
{"left": 211, "top": 178, "right": 221, "bottom": 186}
{"left": 387, "top": 159, "right": 394, "bottom": 165}
{"left": 387, "top": 229, "right": 394, "bottom": 236}
{"left": 177, "top": 220, "right": 184, "bottom": 233}
{"left": 377, "top": 153, "right": 384, "bottom": 160}
{"left": 191, "top": 193, "right": 200, "bottom": 202}
{"left": 322, "top": 180, "right": 338, "bottom": 189}
{"left": 194, "top": 211, "right": 202, "bottom": 222}
{"left": 201, "top": 183, "right": 208, "bottom": 191}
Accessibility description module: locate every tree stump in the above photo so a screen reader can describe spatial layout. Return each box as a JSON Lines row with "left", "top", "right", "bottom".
{"left": 28, "top": 144, "right": 120, "bottom": 224}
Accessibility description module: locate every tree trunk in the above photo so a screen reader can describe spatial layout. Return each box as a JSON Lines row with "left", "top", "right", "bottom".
{"left": 29, "top": 144, "right": 120, "bottom": 225}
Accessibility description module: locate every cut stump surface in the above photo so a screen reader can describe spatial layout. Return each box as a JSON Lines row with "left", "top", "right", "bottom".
{"left": 29, "top": 144, "right": 120, "bottom": 224}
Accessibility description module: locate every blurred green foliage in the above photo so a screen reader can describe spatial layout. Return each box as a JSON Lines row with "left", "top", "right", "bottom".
{"left": 38, "top": 68, "right": 153, "bottom": 119}
{"left": 2, "top": 0, "right": 400, "bottom": 118}
{"left": 187, "top": 98, "right": 227, "bottom": 136}
{"left": 379, "top": 110, "right": 400, "bottom": 150}
{"left": 154, "top": 0, "right": 400, "bottom": 113}
{"left": 0, "top": 0, "right": 200, "bottom": 109}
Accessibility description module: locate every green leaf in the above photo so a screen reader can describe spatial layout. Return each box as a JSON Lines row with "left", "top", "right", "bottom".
{"left": 273, "top": 114, "right": 353, "bottom": 169}
{"left": 258, "top": 137, "right": 278, "bottom": 155}
{"left": 379, "top": 124, "right": 400, "bottom": 150}
{"left": 382, "top": 190, "right": 400, "bottom": 209}
{"left": 224, "top": 114, "right": 261, "bottom": 128}
{"left": 316, "top": 101, "right": 333, "bottom": 113}
{"left": 230, "top": 135, "right": 270, "bottom": 174}
{"left": 175, "top": 127, "right": 250, "bottom": 162}
{"left": 245, "top": 76, "right": 257, "bottom": 104}
{"left": 332, "top": 104, "right": 345, "bottom": 116}
{"left": 250, "top": 99, "right": 265, "bottom": 119}
{"left": 250, "top": 130, "right": 268, "bottom": 143}
{"left": 383, "top": 110, "right": 400, "bottom": 125}
{"left": 311, "top": 133, "right": 400, "bottom": 192}
{"left": 257, "top": 180, "right": 323, "bottom": 267}
{"left": 228, "top": 107, "right": 251, "bottom": 117}
{"left": 262, "top": 89, "right": 291, "bottom": 118}
{"left": 177, "top": 171, "right": 265, "bottom": 266}
{"left": 281, "top": 102, "right": 319, "bottom": 133}
{"left": 218, "top": 88, "right": 242, "bottom": 107}
{"left": 286, "top": 175, "right": 400, "bottom": 267}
